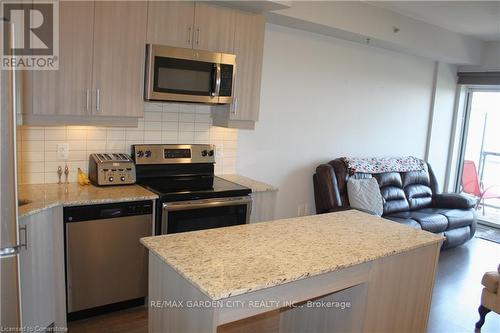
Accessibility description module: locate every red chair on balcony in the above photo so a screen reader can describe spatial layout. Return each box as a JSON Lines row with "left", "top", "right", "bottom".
{"left": 461, "top": 160, "right": 500, "bottom": 214}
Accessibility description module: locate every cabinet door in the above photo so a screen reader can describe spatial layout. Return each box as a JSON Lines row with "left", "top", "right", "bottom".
{"left": 147, "top": 1, "right": 195, "bottom": 48}
{"left": 92, "top": 1, "right": 147, "bottom": 117}
{"left": 193, "top": 2, "right": 236, "bottom": 53}
{"left": 230, "top": 12, "right": 265, "bottom": 121}
{"left": 19, "top": 209, "right": 55, "bottom": 329}
{"left": 26, "top": 1, "right": 94, "bottom": 116}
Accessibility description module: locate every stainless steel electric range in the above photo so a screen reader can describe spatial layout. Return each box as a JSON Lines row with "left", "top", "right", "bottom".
{"left": 132, "top": 144, "right": 252, "bottom": 235}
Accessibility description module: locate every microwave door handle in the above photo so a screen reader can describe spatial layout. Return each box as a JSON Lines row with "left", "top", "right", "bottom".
{"left": 210, "top": 64, "right": 217, "bottom": 97}
{"left": 215, "top": 64, "right": 221, "bottom": 96}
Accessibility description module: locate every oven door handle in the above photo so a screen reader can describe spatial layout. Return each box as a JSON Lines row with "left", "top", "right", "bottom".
{"left": 163, "top": 196, "right": 252, "bottom": 212}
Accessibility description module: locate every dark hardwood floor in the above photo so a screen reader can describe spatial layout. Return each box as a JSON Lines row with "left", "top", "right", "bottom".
{"left": 427, "top": 235, "right": 500, "bottom": 333}
{"left": 68, "top": 235, "right": 500, "bottom": 333}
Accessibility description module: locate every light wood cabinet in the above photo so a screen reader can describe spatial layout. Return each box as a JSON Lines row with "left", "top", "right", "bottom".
{"left": 92, "top": 1, "right": 147, "bottom": 117}
{"left": 18, "top": 207, "right": 66, "bottom": 330}
{"left": 212, "top": 12, "right": 265, "bottom": 129}
{"left": 26, "top": 1, "right": 94, "bottom": 117}
{"left": 147, "top": 1, "right": 235, "bottom": 53}
{"left": 146, "top": 1, "right": 195, "bottom": 48}
{"left": 24, "top": 1, "right": 147, "bottom": 124}
{"left": 193, "top": 2, "right": 236, "bottom": 53}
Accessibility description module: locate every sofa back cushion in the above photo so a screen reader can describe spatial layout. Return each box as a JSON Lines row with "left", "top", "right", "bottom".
{"left": 325, "top": 159, "right": 434, "bottom": 215}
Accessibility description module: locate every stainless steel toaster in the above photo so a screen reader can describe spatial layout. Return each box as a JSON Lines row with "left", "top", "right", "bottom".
{"left": 88, "top": 153, "right": 136, "bottom": 186}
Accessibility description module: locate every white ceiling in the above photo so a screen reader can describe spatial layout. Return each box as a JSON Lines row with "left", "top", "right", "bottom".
{"left": 370, "top": 1, "right": 500, "bottom": 41}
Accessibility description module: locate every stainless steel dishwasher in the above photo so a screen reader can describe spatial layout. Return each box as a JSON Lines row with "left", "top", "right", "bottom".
{"left": 64, "top": 201, "right": 153, "bottom": 320}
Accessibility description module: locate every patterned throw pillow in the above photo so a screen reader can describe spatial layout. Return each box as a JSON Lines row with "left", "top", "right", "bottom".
{"left": 347, "top": 177, "right": 383, "bottom": 216}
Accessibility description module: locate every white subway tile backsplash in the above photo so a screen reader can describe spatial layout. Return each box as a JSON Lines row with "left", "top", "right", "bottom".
{"left": 17, "top": 102, "right": 238, "bottom": 184}
{"left": 22, "top": 151, "right": 44, "bottom": 162}
{"left": 67, "top": 128, "right": 87, "bottom": 141}
{"left": 179, "top": 122, "right": 195, "bottom": 132}
{"left": 125, "top": 130, "right": 144, "bottom": 141}
{"left": 86, "top": 140, "right": 106, "bottom": 151}
{"left": 162, "top": 112, "right": 179, "bottom": 122}
{"left": 162, "top": 103, "right": 179, "bottom": 113}
{"left": 179, "top": 104, "right": 196, "bottom": 113}
{"left": 68, "top": 140, "right": 86, "bottom": 151}
{"left": 87, "top": 128, "right": 107, "bottom": 140}
{"left": 22, "top": 141, "right": 44, "bottom": 152}
{"left": 44, "top": 128, "right": 66, "bottom": 141}
{"left": 145, "top": 121, "right": 162, "bottom": 131}
{"left": 195, "top": 113, "right": 211, "bottom": 123}
{"left": 22, "top": 128, "right": 44, "bottom": 141}
{"left": 106, "top": 129, "right": 126, "bottom": 141}
{"left": 179, "top": 113, "right": 195, "bottom": 122}
{"left": 162, "top": 131, "right": 178, "bottom": 142}
{"left": 144, "top": 131, "right": 162, "bottom": 141}
{"left": 144, "top": 111, "right": 162, "bottom": 121}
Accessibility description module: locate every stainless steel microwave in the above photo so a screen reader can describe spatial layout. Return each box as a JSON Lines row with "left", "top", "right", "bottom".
{"left": 144, "top": 44, "right": 235, "bottom": 104}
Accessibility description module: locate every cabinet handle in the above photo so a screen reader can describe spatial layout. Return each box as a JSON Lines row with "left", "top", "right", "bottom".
{"left": 187, "top": 26, "right": 191, "bottom": 45}
{"left": 232, "top": 98, "right": 238, "bottom": 115}
{"left": 196, "top": 27, "right": 200, "bottom": 46}
{"left": 19, "top": 225, "right": 27, "bottom": 249}
{"left": 85, "top": 89, "right": 90, "bottom": 112}
{"left": 96, "top": 89, "right": 100, "bottom": 111}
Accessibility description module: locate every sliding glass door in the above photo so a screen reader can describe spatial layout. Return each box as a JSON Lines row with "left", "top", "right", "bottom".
{"left": 457, "top": 89, "right": 500, "bottom": 226}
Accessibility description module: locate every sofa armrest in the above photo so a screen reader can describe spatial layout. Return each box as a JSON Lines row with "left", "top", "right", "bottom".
{"left": 433, "top": 193, "right": 476, "bottom": 209}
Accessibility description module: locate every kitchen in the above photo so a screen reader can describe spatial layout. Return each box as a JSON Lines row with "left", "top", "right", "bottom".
{"left": 1, "top": 0, "right": 280, "bottom": 330}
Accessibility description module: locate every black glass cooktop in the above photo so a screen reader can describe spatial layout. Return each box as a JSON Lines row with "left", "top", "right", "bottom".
{"left": 140, "top": 176, "right": 251, "bottom": 202}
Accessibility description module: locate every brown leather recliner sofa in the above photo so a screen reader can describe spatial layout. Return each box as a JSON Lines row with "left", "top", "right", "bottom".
{"left": 313, "top": 158, "right": 477, "bottom": 249}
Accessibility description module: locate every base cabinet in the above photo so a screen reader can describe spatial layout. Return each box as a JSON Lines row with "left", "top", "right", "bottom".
{"left": 18, "top": 207, "right": 66, "bottom": 330}
{"left": 250, "top": 191, "right": 277, "bottom": 223}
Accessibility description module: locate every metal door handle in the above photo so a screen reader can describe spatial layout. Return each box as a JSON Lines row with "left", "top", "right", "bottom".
{"left": 187, "top": 26, "right": 192, "bottom": 45}
{"left": 86, "top": 89, "right": 90, "bottom": 112}
{"left": 164, "top": 196, "right": 252, "bottom": 211}
{"left": 196, "top": 27, "right": 200, "bottom": 45}
{"left": 96, "top": 89, "right": 100, "bottom": 111}
{"left": 0, "top": 226, "right": 27, "bottom": 257}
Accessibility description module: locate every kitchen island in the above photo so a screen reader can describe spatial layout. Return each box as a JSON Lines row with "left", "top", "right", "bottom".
{"left": 141, "top": 210, "right": 444, "bottom": 333}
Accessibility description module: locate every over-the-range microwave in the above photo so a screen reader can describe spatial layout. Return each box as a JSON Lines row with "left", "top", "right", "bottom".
{"left": 144, "top": 44, "right": 235, "bottom": 104}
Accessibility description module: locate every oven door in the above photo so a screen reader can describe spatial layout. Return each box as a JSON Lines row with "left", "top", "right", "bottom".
{"left": 162, "top": 196, "right": 251, "bottom": 234}
{"left": 145, "top": 44, "right": 221, "bottom": 104}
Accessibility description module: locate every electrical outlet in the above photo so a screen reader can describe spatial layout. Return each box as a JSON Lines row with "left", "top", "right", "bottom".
{"left": 56, "top": 143, "right": 69, "bottom": 160}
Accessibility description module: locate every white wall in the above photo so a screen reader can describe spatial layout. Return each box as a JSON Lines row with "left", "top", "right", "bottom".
{"left": 237, "top": 24, "right": 435, "bottom": 219}
{"left": 425, "top": 62, "right": 458, "bottom": 190}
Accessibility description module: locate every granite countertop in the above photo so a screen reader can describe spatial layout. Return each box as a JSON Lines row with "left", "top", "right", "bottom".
{"left": 18, "top": 183, "right": 158, "bottom": 218}
{"left": 219, "top": 174, "right": 278, "bottom": 193}
{"left": 141, "top": 210, "right": 443, "bottom": 300}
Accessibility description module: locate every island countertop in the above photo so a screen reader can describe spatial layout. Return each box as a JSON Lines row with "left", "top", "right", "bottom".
{"left": 141, "top": 210, "right": 443, "bottom": 300}
{"left": 18, "top": 183, "right": 158, "bottom": 218}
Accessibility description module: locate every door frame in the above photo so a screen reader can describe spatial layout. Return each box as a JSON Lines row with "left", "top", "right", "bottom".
{"left": 453, "top": 86, "right": 500, "bottom": 193}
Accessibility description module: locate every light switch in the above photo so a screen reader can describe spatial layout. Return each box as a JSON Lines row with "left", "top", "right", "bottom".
{"left": 56, "top": 143, "right": 69, "bottom": 160}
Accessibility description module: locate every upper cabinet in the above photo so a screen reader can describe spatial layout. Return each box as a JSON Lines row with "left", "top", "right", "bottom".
{"left": 23, "top": 1, "right": 147, "bottom": 125}
{"left": 192, "top": 2, "right": 236, "bottom": 53}
{"left": 146, "top": 1, "right": 235, "bottom": 53}
{"left": 146, "top": 1, "right": 195, "bottom": 48}
{"left": 212, "top": 11, "right": 266, "bottom": 129}
{"left": 92, "top": 1, "right": 147, "bottom": 118}
{"left": 25, "top": 1, "right": 94, "bottom": 118}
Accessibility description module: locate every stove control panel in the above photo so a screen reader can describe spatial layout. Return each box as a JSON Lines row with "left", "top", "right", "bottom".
{"left": 132, "top": 144, "right": 215, "bottom": 165}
